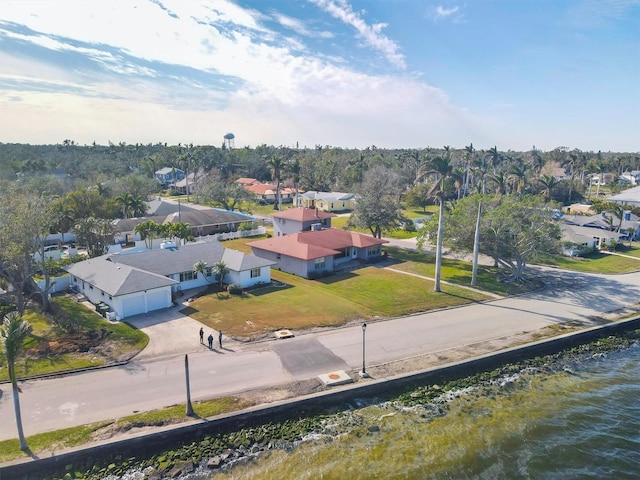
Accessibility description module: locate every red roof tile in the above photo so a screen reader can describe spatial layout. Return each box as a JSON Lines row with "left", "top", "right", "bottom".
{"left": 247, "top": 228, "right": 387, "bottom": 261}
{"left": 271, "top": 207, "right": 336, "bottom": 221}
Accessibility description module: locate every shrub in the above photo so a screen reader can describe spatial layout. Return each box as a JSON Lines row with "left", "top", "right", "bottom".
{"left": 227, "top": 284, "right": 243, "bottom": 294}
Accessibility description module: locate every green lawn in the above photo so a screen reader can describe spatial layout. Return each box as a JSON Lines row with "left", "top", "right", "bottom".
{"left": 185, "top": 266, "right": 490, "bottom": 338}
{"left": 538, "top": 248, "right": 640, "bottom": 274}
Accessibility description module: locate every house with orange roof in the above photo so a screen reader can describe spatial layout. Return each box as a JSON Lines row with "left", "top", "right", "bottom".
{"left": 234, "top": 177, "right": 261, "bottom": 186}
{"left": 242, "top": 182, "right": 298, "bottom": 205}
{"left": 271, "top": 207, "right": 336, "bottom": 236}
{"left": 247, "top": 228, "right": 388, "bottom": 278}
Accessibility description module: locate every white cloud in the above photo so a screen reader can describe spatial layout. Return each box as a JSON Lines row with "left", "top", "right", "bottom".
{"left": 308, "top": 0, "right": 406, "bottom": 69}
{"left": 434, "top": 5, "right": 460, "bottom": 20}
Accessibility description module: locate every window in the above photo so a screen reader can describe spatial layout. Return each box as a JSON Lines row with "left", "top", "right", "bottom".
{"left": 204, "top": 268, "right": 212, "bottom": 277}
{"left": 315, "top": 257, "right": 325, "bottom": 270}
{"left": 367, "top": 245, "right": 381, "bottom": 256}
{"left": 180, "top": 271, "right": 195, "bottom": 282}
{"left": 251, "top": 267, "right": 261, "bottom": 278}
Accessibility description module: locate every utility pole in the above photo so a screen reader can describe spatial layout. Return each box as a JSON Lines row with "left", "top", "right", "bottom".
{"left": 185, "top": 354, "right": 193, "bottom": 416}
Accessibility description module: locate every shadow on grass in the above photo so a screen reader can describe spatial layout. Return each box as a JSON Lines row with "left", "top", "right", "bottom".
{"left": 249, "top": 284, "right": 294, "bottom": 296}
{"left": 180, "top": 306, "right": 198, "bottom": 316}
{"left": 316, "top": 272, "right": 358, "bottom": 284}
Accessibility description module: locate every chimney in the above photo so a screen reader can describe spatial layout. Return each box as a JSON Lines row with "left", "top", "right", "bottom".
{"left": 315, "top": 207, "right": 318, "bottom": 217}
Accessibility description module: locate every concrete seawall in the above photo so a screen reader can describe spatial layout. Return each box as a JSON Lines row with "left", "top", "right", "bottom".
{"left": 2, "top": 316, "right": 639, "bottom": 479}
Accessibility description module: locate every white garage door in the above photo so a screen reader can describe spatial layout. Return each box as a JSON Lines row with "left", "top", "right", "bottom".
{"left": 147, "top": 290, "right": 170, "bottom": 311}
{"left": 121, "top": 294, "right": 146, "bottom": 318}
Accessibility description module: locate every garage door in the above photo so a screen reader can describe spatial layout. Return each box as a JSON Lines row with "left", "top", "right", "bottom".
{"left": 121, "top": 294, "right": 146, "bottom": 318}
{"left": 147, "top": 290, "right": 170, "bottom": 311}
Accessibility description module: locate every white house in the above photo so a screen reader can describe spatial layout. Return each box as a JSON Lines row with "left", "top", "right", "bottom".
{"left": 65, "top": 242, "right": 275, "bottom": 319}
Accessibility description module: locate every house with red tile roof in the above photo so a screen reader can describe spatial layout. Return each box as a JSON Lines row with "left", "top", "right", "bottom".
{"left": 234, "top": 177, "right": 261, "bottom": 186}
{"left": 247, "top": 228, "right": 388, "bottom": 278}
{"left": 242, "top": 182, "right": 298, "bottom": 205}
{"left": 271, "top": 207, "right": 336, "bottom": 236}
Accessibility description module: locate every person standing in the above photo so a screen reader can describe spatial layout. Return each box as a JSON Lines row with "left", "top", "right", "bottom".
{"left": 199, "top": 327, "right": 204, "bottom": 344}
{"left": 207, "top": 333, "right": 214, "bottom": 350}
{"left": 218, "top": 330, "right": 223, "bottom": 349}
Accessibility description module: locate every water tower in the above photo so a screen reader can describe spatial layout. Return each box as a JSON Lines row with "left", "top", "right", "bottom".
{"left": 224, "top": 132, "right": 235, "bottom": 149}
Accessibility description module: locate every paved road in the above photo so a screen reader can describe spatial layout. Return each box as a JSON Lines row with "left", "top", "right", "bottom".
{"left": 1, "top": 266, "right": 639, "bottom": 441}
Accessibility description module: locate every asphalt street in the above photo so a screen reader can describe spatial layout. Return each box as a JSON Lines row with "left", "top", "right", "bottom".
{"left": 1, "top": 264, "right": 639, "bottom": 442}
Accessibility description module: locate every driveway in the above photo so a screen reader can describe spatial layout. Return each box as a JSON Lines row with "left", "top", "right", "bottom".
{"left": 127, "top": 288, "right": 220, "bottom": 360}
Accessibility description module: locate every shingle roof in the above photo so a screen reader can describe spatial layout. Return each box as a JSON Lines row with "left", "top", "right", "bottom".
{"left": 164, "top": 208, "right": 253, "bottom": 227}
{"left": 608, "top": 185, "right": 640, "bottom": 205}
{"left": 300, "top": 191, "right": 355, "bottom": 202}
{"left": 145, "top": 198, "right": 198, "bottom": 216}
{"left": 108, "top": 242, "right": 274, "bottom": 275}
{"left": 560, "top": 224, "right": 623, "bottom": 243}
{"left": 65, "top": 258, "right": 178, "bottom": 296}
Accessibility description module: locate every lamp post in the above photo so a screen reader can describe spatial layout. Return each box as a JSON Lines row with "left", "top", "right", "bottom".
{"left": 360, "top": 322, "right": 368, "bottom": 378}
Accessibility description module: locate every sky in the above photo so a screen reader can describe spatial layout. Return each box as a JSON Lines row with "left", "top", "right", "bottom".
{"left": 0, "top": 0, "right": 639, "bottom": 152}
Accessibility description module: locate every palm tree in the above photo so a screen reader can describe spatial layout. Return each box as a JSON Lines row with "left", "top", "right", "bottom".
{"left": 115, "top": 192, "right": 135, "bottom": 218}
{"left": 508, "top": 163, "right": 529, "bottom": 195}
{"left": 489, "top": 172, "right": 508, "bottom": 195}
{"left": 463, "top": 143, "right": 475, "bottom": 196}
{"left": 267, "top": 154, "right": 284, "bottom": 210}
{"left": 288, "top": 157, "right": 302, "bottom": 207}
{"left": 212, "top": 261, "right": 229, "bottom": 289}
{"left": 193, "top": 261, "right": 213, "bottom": 283}
{"left": 426, "top": 153, "right": 454, "bottom": 293}
{"left": 1, "top": 312, "right": 33, "bottom": 451}
{"left": 134, "top": 219, "right": 162, "bottom": 249}
{"left": 485, "top": 146, "right": 502, "bottom": 173}
{"left": 529, "top": 147, "right": 546, "bottom": 178}
{"left": 538, "top": 174, "right": 559, "bottom": 201}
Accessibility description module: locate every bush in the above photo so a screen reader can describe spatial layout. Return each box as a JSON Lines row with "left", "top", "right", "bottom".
{"left": 227, "top": 284, "right": 243, "bottom": 294}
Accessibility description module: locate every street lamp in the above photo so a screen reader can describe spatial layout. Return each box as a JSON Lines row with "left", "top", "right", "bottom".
{"left": 360, "top": 322, "right": 368, "bottom": 378}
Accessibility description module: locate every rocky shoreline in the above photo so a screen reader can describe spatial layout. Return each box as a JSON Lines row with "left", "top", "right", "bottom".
{"left": 39, "top": 327, "right": 640, "bottom": 480}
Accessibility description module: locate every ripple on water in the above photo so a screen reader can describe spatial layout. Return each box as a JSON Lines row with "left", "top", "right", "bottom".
{"left": 208, "top": 346, "right": 640, "bottom": 480}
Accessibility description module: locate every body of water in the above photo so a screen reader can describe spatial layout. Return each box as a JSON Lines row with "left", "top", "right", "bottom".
{"left": 209, "top": 344, "right": 640, "bottom": 479}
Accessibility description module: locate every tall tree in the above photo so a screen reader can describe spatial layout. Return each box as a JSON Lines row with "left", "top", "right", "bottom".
{"left": 0, "top": 190, "right": 56, "bottom": 314}
{"left": 267, "top": 154, "right": 284, "bottom": 210}
{"left": 426, "top": 152, "right": 455, "bottom": 292}
{"left": 212, "top": 261, "right": 229, "bottom": 289}
{"left": 349, "top": 165, "right": 404, "bottom": 239}
{"left": 288, "top": 157, "right": 302, "bottom": 207}
{"left": 1, "top": 312, "right": 33, "bottom": 451}
{"left": 537, "top": 174, "right": 560, "bottom": 201}
{"left": 422, "top": 194, "right": 561, "bottom": 283}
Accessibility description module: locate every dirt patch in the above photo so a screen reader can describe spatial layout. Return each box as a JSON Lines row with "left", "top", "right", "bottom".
{"left": 29, "top": 329, "right": 112, "bottom": 357}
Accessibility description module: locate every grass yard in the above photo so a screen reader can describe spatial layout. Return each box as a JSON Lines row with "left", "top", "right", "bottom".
{"left": 184, "top": 265, "right": 490, "bottom": 338}
{"left": 538, "top": 248, "right": 640, "bottom": 274}
{"left": 385, "top": 248, "right": 540, "bottom": 296}
{"left": 536, "top": 241, "right": 640, "bottom": 274}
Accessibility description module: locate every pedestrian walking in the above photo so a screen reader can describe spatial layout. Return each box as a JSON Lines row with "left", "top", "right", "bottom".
{"left": 218, "top": 330, "right": 223, "bottom": 349}
{"left": 199, "top": 327, "right": 204, "bottom": 344}
{"left": 207, "top": 333, "right": 214, "bottom": 350}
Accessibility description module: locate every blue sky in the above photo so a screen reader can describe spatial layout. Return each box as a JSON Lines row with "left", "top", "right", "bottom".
{"left": 1, "top": 0, "right": 638, "bottom": 152}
